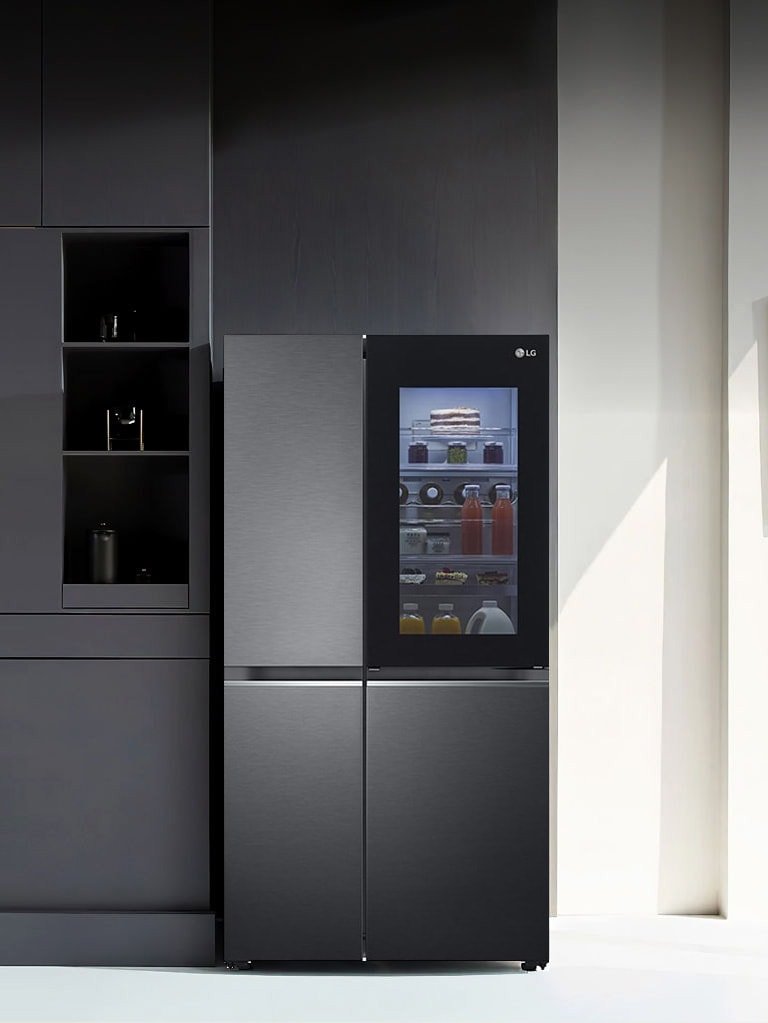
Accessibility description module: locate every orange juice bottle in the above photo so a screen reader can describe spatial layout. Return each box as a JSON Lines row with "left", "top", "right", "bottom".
{"left": 400, "top": 602, "right": 426, "bottom": 634}
{"left": 492, "top": 484, "right": 514, "bottom": 555}
{"left": 431, "top": 603, "right": 461, "bottom": 634}
{"left": 461, "top": 484, "right": 483, "bottom": 555}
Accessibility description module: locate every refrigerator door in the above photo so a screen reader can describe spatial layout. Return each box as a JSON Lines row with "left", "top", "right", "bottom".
{"left": 224, "top": 335, "right": 363, "bottom": 668}
{"left": 224, "top": 680, "right": 363, "bottom": 961}
{"left": 366, "top": 335, "right": 549, "bottom": 670}
{"left": 365, "top": 680, "right": 549, "bottom": 962}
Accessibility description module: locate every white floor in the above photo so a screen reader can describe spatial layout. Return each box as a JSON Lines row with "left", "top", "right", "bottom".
{"left": 4, "top": 916, "right": 768, "bottom": 1022}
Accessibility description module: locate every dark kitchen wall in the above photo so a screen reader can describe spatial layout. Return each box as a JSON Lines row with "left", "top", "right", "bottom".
{"left": 212, "top": 0, "right": 557, "bottom": 378}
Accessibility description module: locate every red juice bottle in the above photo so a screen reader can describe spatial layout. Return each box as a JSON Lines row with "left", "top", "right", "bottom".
{"left": 461, "top": 484, "right": 483, "bottom": 555}
{"left": 492, "top": 484, "right": 514, "bottom": 555}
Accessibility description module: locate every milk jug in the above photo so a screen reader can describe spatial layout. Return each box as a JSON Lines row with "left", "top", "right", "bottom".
{"left": 465, "top": 600, "right": 516, "bottom": 635}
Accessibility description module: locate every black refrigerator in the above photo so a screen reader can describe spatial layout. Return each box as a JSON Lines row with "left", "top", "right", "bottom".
{"left": 223, "top": 334, "right": 550, "bottom": 967}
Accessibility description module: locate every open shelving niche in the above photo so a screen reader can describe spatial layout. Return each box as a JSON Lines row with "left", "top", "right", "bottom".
{"left": 61, "top": 233, "right": 192, "bottom": 610}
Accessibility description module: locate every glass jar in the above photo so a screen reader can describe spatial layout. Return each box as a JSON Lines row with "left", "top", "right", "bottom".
{"left": 408, "top": 442, "right": 429, "bottom": 464}
{"left": 483, "top": 442, "right": 504, "bottom": 464}
{"left": 426, "top": 533, "right": 451, "bottom": 555}
{"left": 447, "top": 442, "right": 468, "bottom": 464}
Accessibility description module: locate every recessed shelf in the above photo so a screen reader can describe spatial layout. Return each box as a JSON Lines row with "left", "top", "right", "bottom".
{"left": 63, "top": 456, "right": 189, "bottom": 586}
{"left": 63, "top": 342, "right": 190, "bottom": 350}
{"left": 63, "top": 233, "right": 189, "bottom": 344}
{"left": 62, "top": 583, "right": 189, "bottom": 609}
{"left": 64, "top": 451, "right": 190, "bottom": 457}
{"left": 63, "top": 347, "right": 189, "bottom": 451}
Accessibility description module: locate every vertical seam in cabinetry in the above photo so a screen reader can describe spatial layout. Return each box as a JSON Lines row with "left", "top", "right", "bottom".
{"left": 39, "top": 0, "right": 43, "bottom": 225}
{"left": 361, "top": 338, "right": 367, "bottom": 961}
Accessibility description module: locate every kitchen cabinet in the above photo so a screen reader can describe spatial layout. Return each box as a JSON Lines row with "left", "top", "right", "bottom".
{"left": 42, "top": 0, "right": 209, "bottom": 227}
{"left": 0, "top": 6, "right": 41, "bottom": 225}
{"left": 0, "top": 230, "right": 62, "bottom": 611}
{"left": 0, "top": 658, "right": 210, "bottom": 910}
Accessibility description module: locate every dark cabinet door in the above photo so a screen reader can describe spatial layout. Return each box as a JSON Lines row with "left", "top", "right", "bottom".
{"left": 0, "top": 230, "right": 62, "bottom": 611}
{"left": 224, "top": 683, "right": 363, "bottom": 960}
{"left": 366, "top": 682, "right": 549, "bottom": 961}
{"left": 42, "top": 0, "right": 209, "bottom": 227}
{"left": 0, "top": 6, "right": 41, "bottom": 225}
{"left": 0, "top": 659, "right": 210, "bottom": 909}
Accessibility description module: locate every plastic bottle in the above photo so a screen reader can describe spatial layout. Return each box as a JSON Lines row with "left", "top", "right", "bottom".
{"left": 492, "top": 484, "right": 514, "bottom": 555}
{"left": 399, "top": 602, "right": 426, "bottom": 634}
{"left": 461, "top": 484, "right": 483, "bottom": 555}
{"left": 431, "top": 603, "right": 461, "bottom": 634}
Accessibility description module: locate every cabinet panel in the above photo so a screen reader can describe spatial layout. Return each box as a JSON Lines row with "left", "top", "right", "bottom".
{"left": 224, "top": 683, "right": 362, "bottom": 960}
{"left": 0, "top": 659, "right": 209, "bottom": 910}
{"left": 42, "top": 0, "right": 209, "bottom": 227}
{"left": 366, "top": 682, "right": 549, "bottom": 961}
{"left": 0, "top": 229, "right": 62, "bottom": 611}
{"left": 0, "top": 6, "right": 40, "bottom": 225}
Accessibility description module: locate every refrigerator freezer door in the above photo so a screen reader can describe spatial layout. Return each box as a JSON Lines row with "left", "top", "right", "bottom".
{"left": 224, "top": 335, "right": 363, "bottom": 668}
{"left": 365, "top": 681, "right": 549, "bottom": 961}
{"left": 224, "top": 681, "right": 363, "bottom": 960}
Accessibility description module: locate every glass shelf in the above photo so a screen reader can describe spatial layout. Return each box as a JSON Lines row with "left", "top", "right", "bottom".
{"left": 399, "top": 554, "right": 517, "bottom": 564}
{"left": 400, "top": 463, "right": 517, "bottom": 475}
{"left": 400, "top": 426, "right": 513, "bottom": 439}
{"left": 399, "top": 583, "right": 518, "bottom": 596}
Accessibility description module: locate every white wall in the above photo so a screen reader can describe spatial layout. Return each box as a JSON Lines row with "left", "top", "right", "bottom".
{"left": 726, "top": 0, "right": 768, "bottom": 920}
{"left": 557, "top": 0, "right": 725, "bottom": 913}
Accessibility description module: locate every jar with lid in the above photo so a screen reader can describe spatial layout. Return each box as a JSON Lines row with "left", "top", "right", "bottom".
{"left": 483, "top": 442, "right": 504, "bottom": 464}
{"left": 447, "top": 442, "right": 467, "bottom": 464}
{"left": 408, "top": 442, "right": 429, "bottom": 464}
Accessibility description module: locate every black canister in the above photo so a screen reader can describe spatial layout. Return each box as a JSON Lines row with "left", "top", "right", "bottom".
{"left": 89, "top": 524, "right": 117, "bottom": 583}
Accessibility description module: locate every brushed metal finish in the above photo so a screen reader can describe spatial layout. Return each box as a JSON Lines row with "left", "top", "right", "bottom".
{"left": 224, "top": 683, "right": 362, "bottom": 960}
{"left": 366, "top": 683, "right": 549, "bottom": 961}
{"left": 366, "top": 680, "right": 547, "bottom": 687}
{"left": 224, "top": 335, "right": 363, "bottom": 666}
{"left": 225, "top": 680, "right": 361, "bottom": 687}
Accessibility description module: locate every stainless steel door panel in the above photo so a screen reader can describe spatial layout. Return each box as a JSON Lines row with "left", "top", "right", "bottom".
{"left": 366, "top": 682, "right": 549, "bottom": 961}
{"left": 224, "top": 335, "right": 363, "bottom": 666}
{"left": 224, "top": 682, "right": 363, "bottom": 960}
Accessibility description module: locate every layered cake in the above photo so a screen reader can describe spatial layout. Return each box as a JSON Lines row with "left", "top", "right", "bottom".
{"left": 477, "top": 570, "right": 509, "bottom": 585}
{"left": 429, "top": 406, "right": 481, "bottom": 431}
{"left": 435, "top": 567, "right": 468, "bottom": 585}
{"left": 400, "top": 568, "right": 426, "bottom": 584}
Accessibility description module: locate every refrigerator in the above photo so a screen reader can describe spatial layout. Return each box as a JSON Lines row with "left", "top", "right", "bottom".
{"left": 223, "top": 334, "right": 550, "bottom": 967}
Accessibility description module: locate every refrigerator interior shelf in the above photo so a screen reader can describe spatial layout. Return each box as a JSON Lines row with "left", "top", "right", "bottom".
{"left": 399, "top": 464, "right": 518, "bottom": 475}
{"left": 400, "top": 584, "right": 518, "bottom": 596}
{"left": 399, "top": 554, "right": 517, "bottom": 564}
{"left": 400, "top": 426, "right": 513, "bottom": 439}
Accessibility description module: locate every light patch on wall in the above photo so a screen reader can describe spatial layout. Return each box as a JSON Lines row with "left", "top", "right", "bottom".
{"left": 557, "top": 461, "right": 666, "bottom": 914}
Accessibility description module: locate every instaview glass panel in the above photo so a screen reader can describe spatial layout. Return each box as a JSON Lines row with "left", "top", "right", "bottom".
{"left": 399, "top": 387, "right": 518, "bottom": 636}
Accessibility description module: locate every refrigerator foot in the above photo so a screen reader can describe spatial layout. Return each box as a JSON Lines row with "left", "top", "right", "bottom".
{"left": 521, "top": 961, "right": 547, "bottom": 972}
{"left": 225, "top": 961, "right": 253, "bottom": 971}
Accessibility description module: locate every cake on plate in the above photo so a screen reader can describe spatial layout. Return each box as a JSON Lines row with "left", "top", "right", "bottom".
{"left": 435, "top": 567, "right": 468, "bottom": 585}
{"left": 429, "top": 406, "right": 480, "bottom": 431}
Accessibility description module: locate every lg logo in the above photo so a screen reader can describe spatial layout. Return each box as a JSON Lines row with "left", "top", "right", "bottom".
{"left": 514, "top": 347, "right": 537, "bottom": 358}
